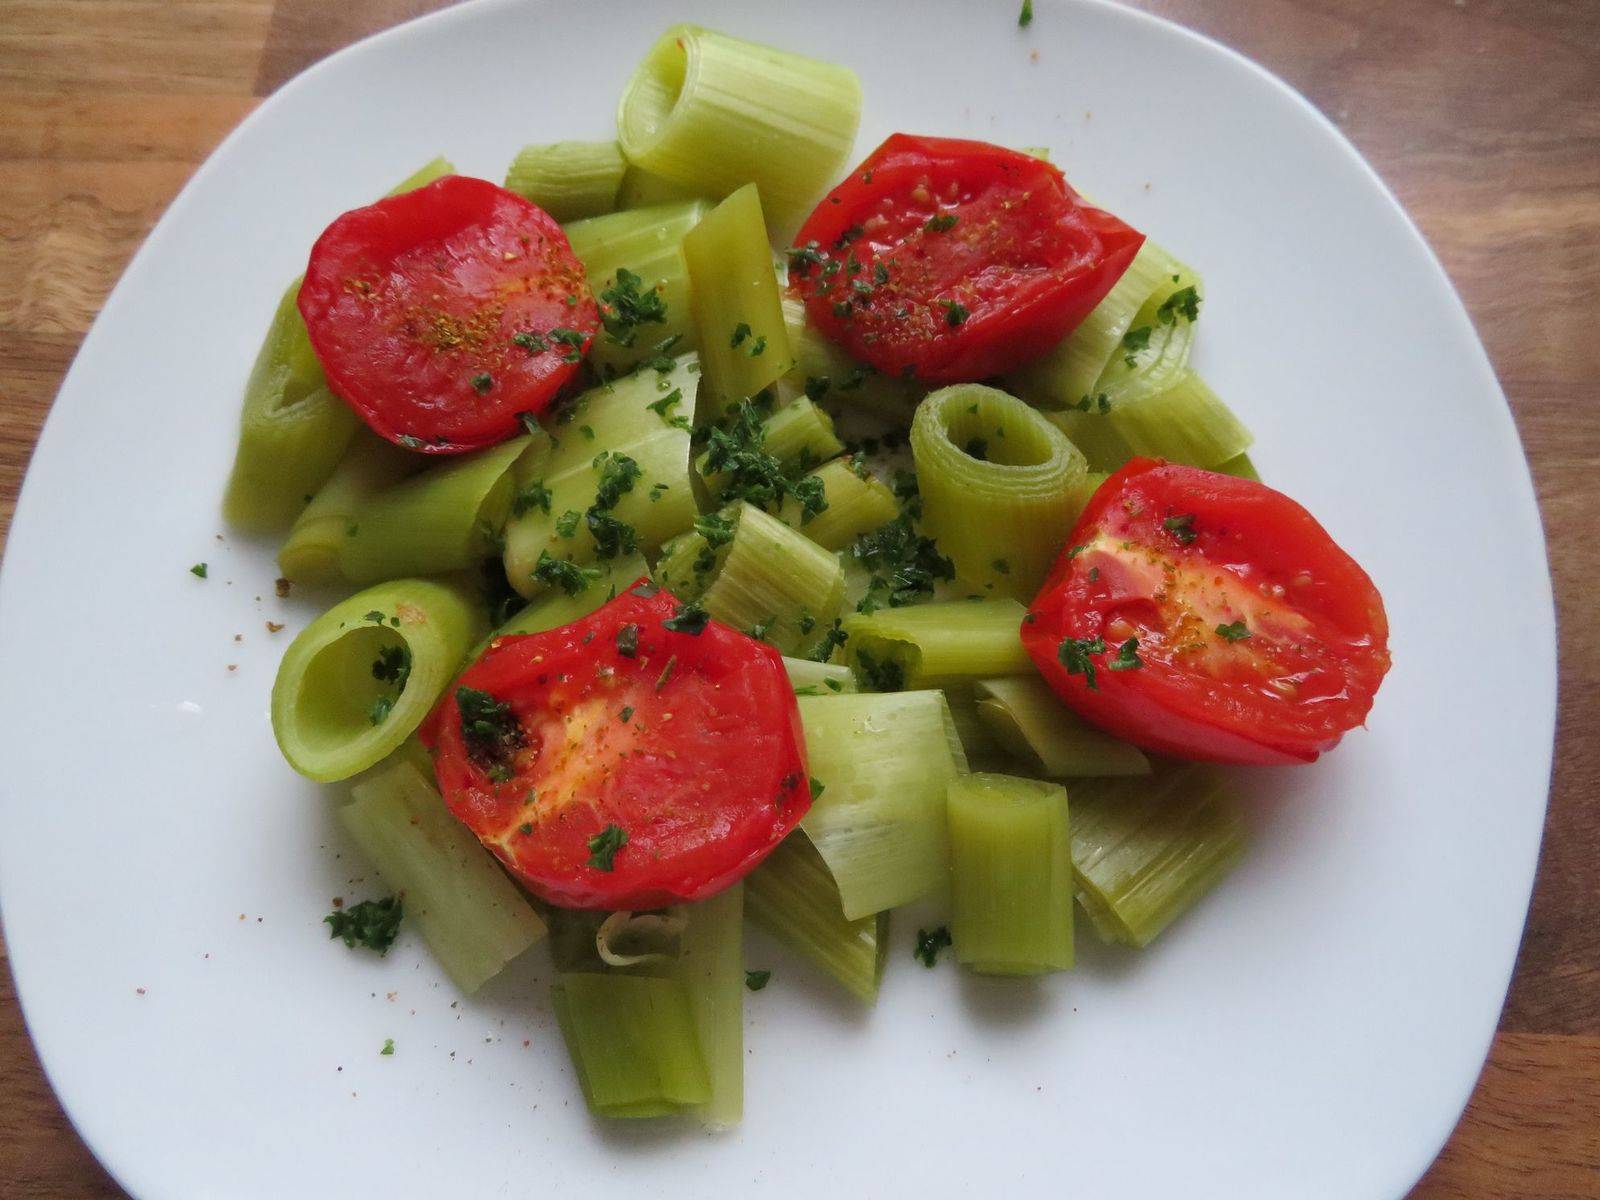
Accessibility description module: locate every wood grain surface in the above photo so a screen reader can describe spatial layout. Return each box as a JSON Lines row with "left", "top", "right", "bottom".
{"left": 1, "top": 1, "right": 1596, "bottom": 1195}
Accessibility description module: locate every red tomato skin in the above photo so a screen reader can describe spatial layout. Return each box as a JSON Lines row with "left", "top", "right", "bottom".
{"left": 421, "top": 583, "right": 810, "bottom": 910}
{"left": 789, "top": 134, "right": 1144, "bottom": 383}
{"left": 1022, "top": 459, "right": 1391, "bottom": 765}
{"left": 298, "top": 175, "right": 598, "bottom": 455}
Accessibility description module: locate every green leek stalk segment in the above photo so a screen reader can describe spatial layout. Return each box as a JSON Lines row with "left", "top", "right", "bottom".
{"left": 780, "top": 293, "right": 923, "bottom": 422}
{"left": 797, "top": 690, "right": 968, "bottom": 920}
{"left": 672, "top": 883, "right": 744, "bottom": 1128}
{"left": 340, "top": 433, "right": 549, "bottom": 586}
{"left": 655, "top": 501, "right": 844, "bottom": 655}
{"left": 223, "top": 159, "right": 454, "bottom": 533}
{"left": 504, "top": 140, "right": 626, "bottom": 222}
{"left": 778, "top": 459, "right": 898, "bottom": 551}
{"left": 341, "top": 760, "right": 546, "bottom": 994}
{"left": 270, "top": 577, "right": 483, "bottom": 782}
{"left": 552, "top": 972, "right": 712, "bottom": 1117}
{"left": 680, "top": 184, "right": 796, "bottom": 417}
{"left": 1055, "top": 370, "right": 1254, "bottom": 473}
{"left": 501, "top": 355, "right": 700, "bottom": 599}
{"left": 563, "top": 201, "right": 709, "bottom": 375}
{"left": 616, "top": 24, "right": 862, "bottom": 234}
{"left": 975, "top": 676, "right": 1150, "bottom": 777}
{"left": 842, "top": 599, "right": 1031, "bottom": 690}
{"left": 744, "top": 831, "right": 887, "bottom": 1002}
{"left": 278, "top": 431, "right": 419, "bottom": 587}
{"left": 1070, "top": 765, "right": 1249, "bottom": 947}
{"left": 617, "top": 164, "right": 712, "bottom": 209}
{"left": 947, "top": 773, "right": 1073, "bottom": 975}
{"left": 910, "top": 384, "right": 1087, "bottom": 600}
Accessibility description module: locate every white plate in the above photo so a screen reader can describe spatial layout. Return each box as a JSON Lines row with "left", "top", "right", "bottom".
{"left": 0, "top": 1, "right": 1555, "bottom": 1197}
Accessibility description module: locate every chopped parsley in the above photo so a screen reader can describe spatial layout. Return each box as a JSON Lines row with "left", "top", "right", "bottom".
{"left": 371, "top": 645, "right": 411, "bottom": 688}
{"left": 914, "top": 926, "right": 952, "bottom": 968}
{"left": 380, "top": 1038, "right": 395, "bottom": 1056}
{"left": 1156, "top": 285, "right": 1201, "bottom": 325}
{"left": 585, "top": 509, "right": 637, "bottom": 559}
{"left": 619, "top": 705, "right": 634, "bottom": 723}
{"left": 646, "top": 387, "right": 689, "bottom": 428}
{"left": 547, "top": 327, "right": 587, "bottom": 362}
{"left": 615, "top": 622, "right": 640, "bottom": 658}
{"left": 744, "top": 969, "right": 772, "bottom": 992}
{"left": 1072, "top": 392, "right": 1112, "bottom": 414}
{"left": 512, "top": 478, "right": 552, "bottom": 517}
{"left": 1057, "top": 635, "right": 1109, "bottom": 691}
{"left": 1163, "top": 513, "right": 1198, "bottom": 544}
{"left": 325, "top": 896, "right": 402, "bottom": 954}
{"left": 730, "top": 322, "right": 752, "bottom": 348}
{"left": 1019, "top": 0, "right": 1034, "bottom": 25}
{"left": 806, "top": 619, "right": 849, "bottom": 662}
{"left": 663, "top": 601, "right": 710, "bottom": 635}
{"left": 809, "top": 777, "right": 826, "bottom": 801}
{"left": 1216, "top": 620, "right": 1252, "bottom": 642}
{"left": 1108, "top": 637, "right": 1144, "bottom": 672}
{"left": 511, "top": 331, "right": 548, "bottom": 354}
{"left": 470, "top": 372, "right": 493, "bottom": 394}
{"left": 786, "top": 241, "right": 825, "bottom": 275}
{"left": 189, "top": 562, "right": 207, "bottom": 578}
{"left": 1121, "top": 325, "right": 1153, "bottom": 367}
{"left": 598, "top": 267, "right": 667, "bottom": 347}
{"left": 587, "top": 824, "right": 628, "bottom": 871}
{"left": 366, "top": 696, "right": 394, "bottom": 725}
{"left": 942, "top": 299, "right": 970, "bottom": 327}
{"left": 851, "top": 516, "right": 955, "bottom": 609}
{"left": 993, "top": 558, "right": 1010, "bottom": 575}
{"left": 554, "top": 509, "right": 582, "bottom": 538}
{"left": 924, "top": 213, "right": 959, "bottom": 233}
{"left": 531, "top": 550, "right": 598, "bottom": 595}
{"left": 456, "top": 686, "right": 524, "bottom": 777}
{"left": 694, "top": 511, "right": 738, "bottom": 548}
{"left": 855, "top": 647, "right": 906, "bottom": 693}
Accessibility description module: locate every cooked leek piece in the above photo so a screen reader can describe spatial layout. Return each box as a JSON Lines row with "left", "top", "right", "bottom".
{"left": 552, "top": 972, "right": 711, "bottom": 1117}
{"left": 1071, "top": 766, "right": 1249, "bottom": 947}
{"left": 947, "top": 773, "right": 1073, "bottom": 975}
{"left": 783, "top": 656, "right": 857, "bottom": 694}
{"left": 681, "top": 184, "right": 796, "bottom": 415}
{"left": 842, "top": 599, "right": 1031, "bottom": 690}
{"left": 341, "top": 760, "right": 546, "bottom": 993}
{"left": 1105, "top": 370, "right": 1253, "bottom": 470}
{"left": 1091, "top": 264, "right": 1202, "bottom": 410}
{"left": 502, "top": 356, "right": 699, "bottom": 599}
{"left": 340, "top": 433, "right": 548, "bottom": 585}
{"left": 223, "top": 159, "right": 454, "bottom": 532}
{"left": 1007, "top": 240, "right": 1188, "bottom": 410}
{"left": 655, "top": 502, "right": 843, "bottom": 654}
{"left": 278, "top": 431, "right": 418, "bottom": 587}
{"left": 504, "top": 140, "right": 626, "bottom": 222}
{"left": 617, "top": 164, "right": 712, "bottom": 209}
{"left": 797, "top": 690, "right": 967, "bottom": 919}
{"left": 744, "top": 831, "right": 887, "bottom": 1002}
{"left": 910, "top": 384, "right": 1087, "bottom": 599}
{"left": 271, "top": 577, "right": 483, "bottom": 782}
{"left": 222, "top": 279, "right": 359, "bottom": 533}
{"left": 780, "top": 293, "right": 922, "bottom": 421}
{"left": 698, "top": 397, "right": 842, "bottom": 496}
{"left": 564, "top": 201, "right": 710, "bottom": 374}
{"left": 384, "top": 157, "right": 455, "bottom": 196}
{"left": 778, "top": 459, "right": 898, "bottom": 549}
{"left": 616, "top": 24, "right": 862, "bottom": 232}
{"left": 941, "top": 683, "right": 1012, "bottom": 771}
{"left": 673, "top": 883, "right": 744, "bottom": 1128}
{"left": 975, "top": 676, "right": 1150, "bottom": 777}
{"left": 1216, "top": 451, "right": 1261, "bottom": 481}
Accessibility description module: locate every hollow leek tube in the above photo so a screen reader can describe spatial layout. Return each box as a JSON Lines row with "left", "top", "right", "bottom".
{"left": 910, "top": 384, "right": 1087, "bottom": 599}
{"left": 552, "top": 972, "right": 711, "bottom": 1117}
{"left": 783, "top": 657, "right": 857, "bottom": 694}
{"left": 502, "top": 355, "right": 699, "bottom": 599}
{"left": 222, "top": 280, "right": 360, "bottom": 532}
{"left": 617, "top": 164, "right": 712, "bottom": 209}
{"left": 616, "top": 24, "right": 862, "bottom": 233}
{"left": 779, "top": 459, "right": 898, "bottom": 550}
{"left": 271, "top": 577, "right": 483, "bottom": 782}
{"left": 1007, "top": 240, "right": 1187, "bottom": 411}
{"left": 341, "top": 760, "right": 547, "bottom": 993}
{"left": 947, "top": 773, "right": 1073, "bottom": 975}
{"left": 744, "top": 831, "right": 888, "bottom": 1002}
{"left": 564, "top": 201, "right": 710, "bottom": 374}
{"left": 975, "top": 676, "right": 1149, "bottom": 777}
{"left": 1070, "top": 766, "right": 1249, "bottom": 947}
{"left": 1105, "top": 370, "right": 1253, "bottom": 469}
{"left": 672, "top": 883, "right": 744, "bottom": 1128}
{"left": 780, "top": 293, "right": 923, "bottom": 422}
{"left": 842, "top": 599, "right": 1031, "bottom": 690}
{"left": 655, "top": 501, "right": 843, "bottom": 654}
{"left": 504, "top": 140, "right": 626, "bottom": 222}
{"left": 278, "top": 431, "right": 418, "bottom": 586}
{"left": 681, "top": 184, "right": 795, "bottom": 416}
{"left": 222, "top": 159, "right": 454, "bottom": 531}
{"left": 797, "top": 690, "right": 967, "bottom": 919}
{"left": 698, "top": 397, "right": 842, "bottom": 496}
{"left": 340, "top": 433, "right": 549, "bottom": 585}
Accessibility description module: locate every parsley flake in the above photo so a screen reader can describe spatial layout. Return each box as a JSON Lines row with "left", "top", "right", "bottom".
{"left": 914, "top": 926, "right": 952, "bottom": 968}
{"left": 587, "top": 824, "right": 628, "bottom": 871}
{"left": 325, "top": 896, "right": 402, "bottom": 954}
{"left": 1216, "top": 620, "right": 1252, "bottom": 642}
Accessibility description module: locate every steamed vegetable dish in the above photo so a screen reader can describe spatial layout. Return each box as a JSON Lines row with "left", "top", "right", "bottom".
{"left": 232, "top": 23, "right": 1391, "bottom": 1126}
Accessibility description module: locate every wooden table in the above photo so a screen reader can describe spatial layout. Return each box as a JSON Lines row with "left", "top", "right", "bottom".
{"left": 1, "top": 1, "right": 1595, "bottom": 1194}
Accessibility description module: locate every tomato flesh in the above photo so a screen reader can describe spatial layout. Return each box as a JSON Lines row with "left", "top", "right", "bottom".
{"left": 788, "top": 134, "right": 1144, "bottom": 383}
{"left": 1022, "top": 459, "right": 1391, "bottom": 764}
{"left": 298, "top": 175, "right": 598, "bottom": 454}
{"left": 421, "top": 582, "right": 810, "bottom": 909}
